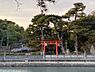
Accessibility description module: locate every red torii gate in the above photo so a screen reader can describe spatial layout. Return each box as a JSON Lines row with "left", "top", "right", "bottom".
{"left": 41, "top": 40, "right": 62, "bottom": 56}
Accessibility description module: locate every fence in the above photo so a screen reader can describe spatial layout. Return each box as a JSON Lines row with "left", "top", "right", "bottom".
{"left": 0, "top": 55, "right": 95, "bottom": 62}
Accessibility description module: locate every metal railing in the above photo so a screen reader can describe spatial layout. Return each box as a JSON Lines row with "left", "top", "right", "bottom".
{"left": 0, "top": 55, "right": 95, "bottom": 62}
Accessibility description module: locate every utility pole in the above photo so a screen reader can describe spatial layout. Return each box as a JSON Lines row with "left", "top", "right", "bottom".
{"left": 65, "top": 40, "right": 67, "bottom": 55}
{"left": 6, "top": 29, "right": 9, "bottom": 47}
{"left": 41, "top": 27, "right": 45, "bottom": 59}
{"left": 41, "top": 27, "right": 44, "bottom": 42}
{"left": 61, "top": 32, "right": 64, "bottom": 54}
{"left": 75, "top": 34, "right": 78, "bottom": 55}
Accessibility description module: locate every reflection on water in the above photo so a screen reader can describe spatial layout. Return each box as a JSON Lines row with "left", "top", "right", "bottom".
{"left": 0, "top": 67, "right": 95, "bottom": 72}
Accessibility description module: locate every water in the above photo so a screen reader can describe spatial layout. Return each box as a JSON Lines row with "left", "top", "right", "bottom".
{"left": 0, "top": 67, "right": 95, "bottom": 72}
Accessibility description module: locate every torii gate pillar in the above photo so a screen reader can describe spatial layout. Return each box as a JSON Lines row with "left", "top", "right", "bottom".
{"left": 41, "top": 40, "right": 62, "bottom": 57}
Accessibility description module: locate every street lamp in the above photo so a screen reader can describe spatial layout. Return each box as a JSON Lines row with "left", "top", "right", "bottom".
{"left": 62, "top": 25, "right": 78, "bottom": 55}
{"left": 40, "top": 26, "right": 48, "bottom": 59}
{"left": 70, "top": 30, "right": 78, "bottom": 55}
{"left": 62, "top": 25, "right": 68, "bottom": 55}
{"left": 39, "top": 26, "right": 45, "bottom": 59}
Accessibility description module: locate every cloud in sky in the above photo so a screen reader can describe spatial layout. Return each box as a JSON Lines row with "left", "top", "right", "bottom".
{"left": 0, "top": 0, "right": 95, "bottom": 29}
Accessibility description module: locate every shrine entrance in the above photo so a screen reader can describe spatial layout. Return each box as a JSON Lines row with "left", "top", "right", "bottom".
{"left": 41, "top": 40, "right": 62, "bottom": 56}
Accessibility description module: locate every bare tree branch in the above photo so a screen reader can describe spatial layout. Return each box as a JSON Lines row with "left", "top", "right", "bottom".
{"left": 37, "top": 0, "right": 55, "bottom": 14}
{"left": 14, "top": 0, "right": 55, "bottom": 13}
{"left": 14, "top": 0, "right": 22, "bottom": 10}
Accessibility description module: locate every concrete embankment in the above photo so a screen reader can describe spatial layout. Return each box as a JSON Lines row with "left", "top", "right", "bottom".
{"left": 0, "top": 61, "right": 95, "bottom": 67}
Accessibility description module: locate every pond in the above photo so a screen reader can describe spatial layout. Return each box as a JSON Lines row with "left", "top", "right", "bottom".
{"left": 0, "top": 67, "right": 95, "bottom": 72}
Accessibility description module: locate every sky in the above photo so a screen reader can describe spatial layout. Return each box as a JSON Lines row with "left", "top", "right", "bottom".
{"left": 0, "top": 0, "right": 95, "bottom": 29}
